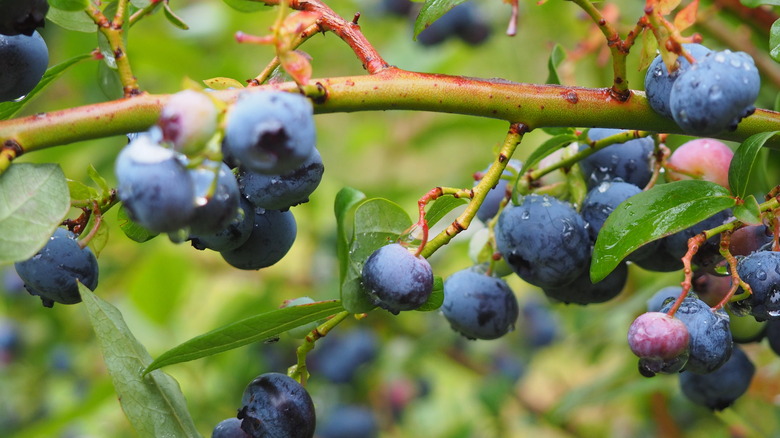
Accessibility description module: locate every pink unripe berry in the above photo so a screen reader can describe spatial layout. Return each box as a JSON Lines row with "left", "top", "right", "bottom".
{"left": 628, "top": 312, "right": 690, "bottom": 359}
{"left": 666, "top": 138, "right": 733, "bottom": 190}
{"left": 159, "top": 90, "right": 218, "bottom": 155}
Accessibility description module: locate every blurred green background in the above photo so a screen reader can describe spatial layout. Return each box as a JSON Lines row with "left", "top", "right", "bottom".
{"left": 3, "top": 0, "right": 780, "bottom": 436}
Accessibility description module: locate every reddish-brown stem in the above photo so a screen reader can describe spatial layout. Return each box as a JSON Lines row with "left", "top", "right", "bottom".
{"left": 506, "top": 0, "right": 519, "bottom": 36}
{"left": 643, "top": 142, "right": 670, "bottom": 191}
{"left": 77, "top": 202, "right": 103, "bottom": 250}
{"left": 412, "top": 186, "right": 475, "bottom": 256}
{"left": 712, "top": 232, "right": 748, "bottom": 310}
{"left": 666, "top": 234, "right": 706, "bottom": 316}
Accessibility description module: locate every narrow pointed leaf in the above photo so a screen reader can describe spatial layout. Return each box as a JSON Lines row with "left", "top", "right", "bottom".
{"left": 546, "top": 44, "right": 566, "bottom": 85}
{"left": 117, "top": 205, "right": 158, "bottom": 243}
{"left": 79, "top": 284, "right": 202, "bottom": 438}
{"left": 729, "top": 131, "right": 778, "bottom": 199}
{"left": 144, "top": 300, "right": 344, "bottom": 373}
{"left": 426, "top": 197, "right": 468, "bottom": 228}
{"left": 592, "top": 180, "right": 735, "bottom": 282}
{"left": 0, "top": 163, "right": 70, "bottom": 265}
{"left": 520, "top": 133, "right": 578, "bottom": 175}
{"left": 163, "top": 2, "right": 190, "bottom": 30}
{"left": 414, "top": 0, "right": 467, "bottom": 38}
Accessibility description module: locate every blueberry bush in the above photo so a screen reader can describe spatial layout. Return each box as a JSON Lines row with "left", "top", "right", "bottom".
{"left": 3, "top": 0, "right": 780, "bottom": 436}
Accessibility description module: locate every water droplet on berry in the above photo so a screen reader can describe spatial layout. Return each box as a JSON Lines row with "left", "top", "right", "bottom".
{"left": 730, "top": 58, "right": 742, "bottom": 68}
{"left": 714, "top": 54, "right": 726, "bottom": 63}
{"left": 756, "top": 270, "right": 767, "bottom": 281}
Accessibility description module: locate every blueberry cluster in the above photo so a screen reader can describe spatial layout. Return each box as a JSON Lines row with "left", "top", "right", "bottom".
{"left": 115, "top": 89, "right": 323, "bottom": 271}
{"left": 380, "top": 0, "right": 491, "bottom": 47}
{"left": 0, "top": 31, "right": 49, "bottom": 102}
{"left": 644, "top": 44, "right": 760, "bottom": 135}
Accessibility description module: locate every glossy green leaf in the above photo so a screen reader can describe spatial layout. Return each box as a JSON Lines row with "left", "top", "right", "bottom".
{"left": 733, "top": 195, "right": 762, "bottom": 225}
{"left": 416, "top": 276, "right": 444, "bottom": 311}
{"left": 49, "top": 0, "right": 89, "bottom": 11}
{"left": 222, "top": 0, "right": 268, "bottom": 12}
{"left": 414, "top": 0, "right": 467, "bottom": 38}
{"left": 143, "top": 300, "right": 344, "bottom": 373}
{"left": 78, "top": 284, "right": 202, "bottom": 438}
{"left": 772, "top": 18, "right": 780, "bottom": 62}
{"left": 0, "top": 164, "right": 70, "bottom": 266}
{"left": 47, "top": 7, "right": 98, "bottom": 32}
{"left": 117, "top": 205, "right": 158, "bottom": 243}
{"left": 729, "top": 131, "right": 778, "bottom": 199}
{"left": 520, "top": 133, "right": 578, "bottom": 175}
{"left": 163, "top": 2, "right": 189, "bottom": 30}
{"left": 592, "top": 180, "right": 736, "bottom": 282}
{"left": 0, "top": 54, "right": 92, "bottom": 120}
{"left": 341, "top": 198, "right": 412, "bottom": 313}
{"left": 335, "top": 187, "right": 366, "bottom": 285}
{"left": 426, "top": 196, "right": 468, "bottom": 228}
{"left": 546, "top": 44, "right": 566, "bottom": 85}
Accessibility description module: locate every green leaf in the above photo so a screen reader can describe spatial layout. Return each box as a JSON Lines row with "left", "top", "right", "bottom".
{"left": 203, "top": 77, "right": 246, "bottom": 90}
{"left": 87, "top": 164, "right": 110, "bottom": 195}
{"left": 414, "top": 0, "right": 467, "bottom": 38}
{"left": 772, "top": 19, "right": 780, "bottom": 62}
{"left": 0, "top": 163, "right": 70, "bottom": 266}
{"left": 82, "top": 213, "right": 110, "bottom": 257}
{"left": 0, "top": 54, "right": 92, "bottom": 120}
{"left": 426, "top": 197, "right": 468, "bottom": 228}
{"left": 98, "top": 61, "right": 124, "bottom": 100}
{"left": 520, "top": 133, "right": 578, "bottom": 175}
{"left": 341, "top": 198, "right": 412, "bottom": 313}
{"left": 416, "top": 276, "right": 443, "bottom": 311}
{"left": 729, "top": 131, "right": 778, "bottom": 199}
{"left": 47, "top": 7, "right": 99, "bottom": 32}
{"left": 117, "top": 205, "right": 159, "bottom": 243}
{"left": 131, "top": 0, "right": 152, "bottom": 8}
{"left": 143, "top": 300, "right": 345, "bottom": 373}
{"left": 592, "top": 180, "right": 736, "bottom": 282}
{"left": 733, "top": 195, "right": 762, "bottom": 225}
{"left": 49, "top": 0, "right": 89, "bottom": 11}
{"left": 78, "top": 284, "right": 202, "bottom": 438}
{"left": 68, "top": 179, "right": 99, "bottom": 203}
{"left": 163, "top": 2, "right": 190, "bottom": 30}
{"left": 546, "top": 44, "right": 566, "bottom": 85}
{"left": 222, "top": 0, "right": 268, "bottom": 12}
{"left": 335, "top": 187, "right": 367, "bottom": 285}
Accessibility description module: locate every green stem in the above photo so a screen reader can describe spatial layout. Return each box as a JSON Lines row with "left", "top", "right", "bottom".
{"left": 128, "top": 0, "right": 164, "bottom": 27}
{"left": 288, "top": 310, "right": 351, "bottom": 386}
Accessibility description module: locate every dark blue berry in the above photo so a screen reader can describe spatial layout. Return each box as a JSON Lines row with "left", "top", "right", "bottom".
{"left": 664, "top": 209, "right": 732, "bottom": 268}
{"left": 670, "top": 50, "right": 760, "bottom": 136}
{"left": 361, "top": 243, "right": 434, "bottom": 314}
{"left": 0, "top": 31, "right": 48, "bottom": 102}
{"left": 238, "top": 148, "right": 324, "bottom": 211}
{"left": 475, "top": 159, "right": 521, "bottom": 224}
{"left": 542, "top": 259, "right": 628, "bottom": 305}
{"left": 679, "top": 345, "right": 754, "bottom": 410}
{"left": 0, "top": 0, "right": 48, "bottom": 36}
{"left": 733, "top": 250, "right": 780, "bottom": 321}
{"left": 644, "top": 43, "right": 712, "bottom": 118}
{"left": 518, "top": 300, "right": 558, "bottom": 348}
{"left": 417, "top": 3, "right": 490, "bottom": 47}
{"left": 224, "top": 91, "right": 315, "bottom": 175}
{"left": 580, "top": 129, "right": 654, "bottom": 190}
{"left": 767, "top": 319, "right": 780, "bottom": 356}
{"left": 238, "top": 373, "right": 315, "bottom": 438}
{"left": 308, "top": 329, "right": 378, "bottom": 384}
{"left": 189, "top": 161, "right": 240, "bottom": 235}
{"left": 14, "top": 228, "right": 99, "bottom": 307}
{"left": 581, "top": 180, "right": 642, "bottom": 241}
{"left": 441, "top": 267, "right": 519, "bottom": 340}
{"left": 316, "top": 405, "right": 378, "bottom": 438}
{"left": 212, "top": 417, "right": 250, "bottom": 438}
{"left": 495, "top": 194, "right": 590, "bottom": 288}
{"left": 220, "top": 208, "right": 296, "bottom": 270}
{"left": 190, "top": 197, "right": 256, "bottom": 252}
{"left": 647, "top": 286, "right": 682, "bottom": 312}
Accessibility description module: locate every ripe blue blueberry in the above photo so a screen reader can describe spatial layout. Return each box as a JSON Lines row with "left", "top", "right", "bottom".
{"left": 679, "top": 345, "right": 755, "bottom": 410}
{"left": 542, "top": 259, "right": 628, "bottom": 304}
{"left": 220, "top": 208, "right": 297, "bottom": 270}
{"left": 308, "top": 329, "right": 378, "bottom": 384}
{"left": 115, "top": 134, "right": 196, "bottom": 233}
{"left": 0, "top": 0, "right": 48, "bottom": 36}
{"left": 212, "top": 417, "right": 250, "bottom": 438}
{"left": 581, "top": 180, "right": 642, "bottom": 241}
{"left": 14, "top": 228, "right": 99, "bottom": 307}
{"left": 647, "top": 286, "right": 682, "bottom": 312}
{"left": 495, "top": 194, "right": 590, "bottom": 288}
{"left": 361, "top": 243, "right": 434, "bottom": 314}
{"left": 644, "top": 43, "right": 712, "bottom": 118}
{"left": 661, "top": 295, "right": 733, "bottom": 374}
{"left": 732, "top": 250, "right": 780, "bottom": 321}
{"left": 670, "top": 50, "right": 760, "bottom": 135}
{"left": 580, "top": 129, "right": 655, "bottom": 190}
{"left": 417, "top": 3, "right": 491, "bottom": 47}
{"left": 238, "top": 372, "right": 316, "bottom": 438}
{"left": 316, "top": 405, "right": 379, "bottom": 438}
{"left": 0, "top": 31, "right": 48, "bottom": 102}
{"left": 474, "top": 159, "right": 521, "bottom": 224}
{"left": 665, "top": 209, "right": 732, "bottom": 269}
{"left": 190, "top": 197, "right": 256, "bottom": 252}
{"left": 238, "top": 148, "right": 324, "bottom": 210}
{"left": 767, "top": 319, "right": 780, "bottom": 357}
{"left": 224, "top": 91, "right": 316, "bottom": 175}
{"left": 441, "top": 267, "right": 519, "bottom": 340}
{"left": 188, "top": 161, "right": 240, "bottom": 235}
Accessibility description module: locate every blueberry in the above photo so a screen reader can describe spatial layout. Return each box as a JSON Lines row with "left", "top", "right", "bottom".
{"left": 579, "top": 129, "right": 655, "bottom": 190}
{"left": 188, "top": 161, "right": 240, "bottom": 235}
{"left": 417, "top": 3, "right": 490, "bottom": 46}
{"left": 0, "top": 0, "right": 48, "bottom": 36}
{"left": 644, "top": 43, "right": 712, "bottom": 118}
{"left": 441, "top": 267, "right": 519, "bottom": 340}
{"left": 190, "top": 197, "right": 256, "bottom": 252}
{"left": 664, "top": 209, "right": 732, "bottom": 269}
{"left": 14, "top": 228, "right": 99, "bottom": 307}
{"left": 158, "top": 90, "right": 218, "bottom": 155}
{"left": 581, "top": 180, "right": 642, "bottom": 241}
{"left": 475, "top": 159, "right": 521, "bottom": 224}
{"left": 238, "top": 148, "right": 324, "bottom": 211}
{"left": 767, "top": 319, "right": 780, "bottom": 356}
{"left": 732, "top": 250, "right": 780, "bottom": 321}
{"left": 361, "top": 243, "right": 434, "bottom": 314}
{"left": 115, "top": 134, "right": 195, "bottom": 233}
{"left": 670, "top": 50, "right": 760, "bottom": 135}
{"left": 542, "top": 258, "right": 628, "bottom": 304}
{"left": 220, "top": 208, "right": 297, "bottom": 270}
{"left": 238, "top": 373, "right": 315, "bottom": 438}
{"left": 647, "top": 286, "right": 682, "bottom": 312}
{"left": 632, "top": 239, "right": 684, "bottom": 272}
{"left": 0, "top": 31, "right": 49, "bottom": 102}
{"left": 224, "top": 91, "right": 315, "bottom": 175}
{"left": 518, "top": 300, "right": 558, "bottom": 348}
{"left": 661, "top": 295, "right": 732, "bottom": 374}
{"left": 316, "top": 405, "right": 379, "bottom": 438}
{"left": 212, "top": 417, "right": 250, "bottom": 438}
{"left": 380, "top": 0, "right": 413, "bottom": 17}
{"left": 679, "top": 345, "right": 755, "bottom": 410}
{"left": 495, "top": 194, "right": 590, "bottom": 288}
{"left": 308, "top": 329, "right": 379, "bottom": 384}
